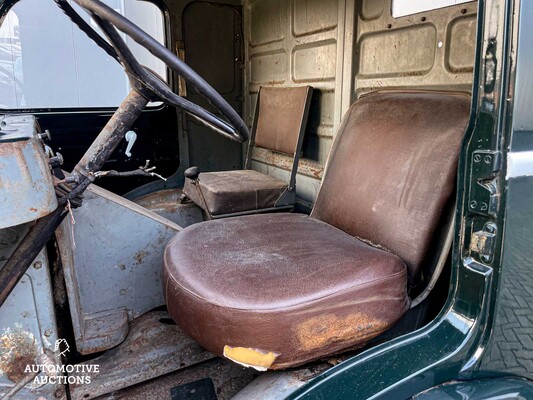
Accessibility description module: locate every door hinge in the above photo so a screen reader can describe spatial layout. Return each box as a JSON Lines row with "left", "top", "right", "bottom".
{"left": 470, "top": 222, "right": 497, "bottom": 263}
{"left": 469, "top": 150, "right": 501, "bottom": 216}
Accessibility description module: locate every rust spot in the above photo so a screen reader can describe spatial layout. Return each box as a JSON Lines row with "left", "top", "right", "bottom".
{"left": 295, "top": 313, "right": 388, "bottom": 352}
{"left": 0, "top": 328, "right": 39, "bottom": 383}
{"left": 133, "top": 250, "right": 150, "bottom": 265}
{"left": 29, "top": 207, "right": 38, "bottom": 212}
{"left": 252, "top": 147, "right": 324, "bottom": 180}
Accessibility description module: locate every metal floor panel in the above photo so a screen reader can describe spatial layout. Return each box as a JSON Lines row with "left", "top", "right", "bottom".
{"left": 96, "top": 358, "right": 259, "bottom": 400}
{"left": 70, "top": 310, "right": 215, "bottom": 400}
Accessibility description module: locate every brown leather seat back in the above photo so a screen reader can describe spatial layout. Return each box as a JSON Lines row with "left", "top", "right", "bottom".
{"left": 311, "top": 91, "right": 470, "bottom": 283}
{"left": 253, "top": 86, "right": 313, "bottom": 156}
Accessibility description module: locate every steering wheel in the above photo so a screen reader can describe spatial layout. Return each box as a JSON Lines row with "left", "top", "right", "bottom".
{"left": 0, "top": 0, "right": 252, "bottom": 309}
{"left": 63, "top": 0, "right": 249, "bottom": 143}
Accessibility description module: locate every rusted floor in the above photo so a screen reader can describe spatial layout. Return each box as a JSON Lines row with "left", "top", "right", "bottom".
{"left": 70, "top": 310, "right": 215, "bottom": 399}
{"left": 96, "top": 357, "right": 259, "bottom": 400}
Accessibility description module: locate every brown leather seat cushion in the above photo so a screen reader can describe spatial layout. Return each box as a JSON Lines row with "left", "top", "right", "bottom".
{"left": 183, "top": 170, "right": 288, "bottom": 215}
{"left": 164, "top": 213, "right": 409, "bottom": 369}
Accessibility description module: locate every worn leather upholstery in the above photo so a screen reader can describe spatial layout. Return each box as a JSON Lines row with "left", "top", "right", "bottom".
{"left": 312, "top": 91, "right": 470, "bottom": 283}
{"left": 183, "top": 170, "right": 287, "bottom": 216}
{"left": 254, "top": 86, "right": 312, "bottom": 155}
{"left": 164, "top": 213, "right": 409, "bottom": 369}
{"left": 183, "top": 86, "right": 312, "bottom": 215}
{"left": 164, "top": 91, "right": 470, "bottom": 369}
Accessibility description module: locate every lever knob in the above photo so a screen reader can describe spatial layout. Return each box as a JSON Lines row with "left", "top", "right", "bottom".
{"left": 184, "top": 166, "right": 200, "bottom": 180}
{"left": 125, "top": 130, "right": 137, "bottom": 158}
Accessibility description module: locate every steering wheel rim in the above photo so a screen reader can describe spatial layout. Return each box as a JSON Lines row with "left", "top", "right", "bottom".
{"left": 68, "top": 0, "right": 249, "bottom": 143}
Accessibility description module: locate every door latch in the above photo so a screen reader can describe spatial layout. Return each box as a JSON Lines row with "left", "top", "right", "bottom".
{"left": 470, "top": 222, "right": 497, "bottom": 263}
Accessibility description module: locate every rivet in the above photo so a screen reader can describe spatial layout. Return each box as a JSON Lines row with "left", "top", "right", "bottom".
{"left": 33, "top": 261, "right": 42, "bottom": 269}
{"left": 119, "top": 289, "right": 127, "bottom": 295}
{"left": 44, "top": 329, "right": 53, "bottom": 337}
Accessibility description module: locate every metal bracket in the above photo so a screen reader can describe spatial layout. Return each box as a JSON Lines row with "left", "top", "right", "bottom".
{"left": 469, "top": 150, "right": 501, "bottom": 216}
{"left": 470, "top": 221, "right": 498, "bottom": 263}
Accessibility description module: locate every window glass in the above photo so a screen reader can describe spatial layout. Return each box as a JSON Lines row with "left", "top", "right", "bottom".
{"left": 392, "top": 0, "right": 475, "bottom": 18}
{"left": 0, "top": 0, "right": 166, "bottom": 109}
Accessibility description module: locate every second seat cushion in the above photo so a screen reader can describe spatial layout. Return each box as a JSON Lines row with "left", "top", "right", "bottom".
{"left": 183, "top": 169, "right": 288, "bottom": 215}
{"left": 163, "top": 213, "right": 409, "bottom": 369}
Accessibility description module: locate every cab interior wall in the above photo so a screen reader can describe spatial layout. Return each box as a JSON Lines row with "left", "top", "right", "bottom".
{"left": 243, "top": 0, "right": 478, "bottom": 211}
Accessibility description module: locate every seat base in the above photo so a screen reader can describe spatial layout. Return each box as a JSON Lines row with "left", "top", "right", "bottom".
{"left": 163, "top": 213, "right": 409, "bottom": 370}
{"left": 183, "top": 169, "right": 290, "bottom": 216}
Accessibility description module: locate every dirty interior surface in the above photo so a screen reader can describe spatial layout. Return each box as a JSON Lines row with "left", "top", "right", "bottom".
{"left": 244, "top": 0, "right": 477, "bottom": 211}
{"left": 0, "top": 0, "right": 479, "bottom": 399}
{"left": 96, "top": 358, "right": 259, "bottom": 400}
{"left": 69, "top": 311, "right": 215, "bottom": 400}
{"left": 84, "top": 0, "right": 478, "bottom": 396}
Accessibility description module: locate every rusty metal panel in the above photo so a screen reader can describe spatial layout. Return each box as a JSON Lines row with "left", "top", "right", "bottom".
{"left": 57, "top": 184, "right": 182, "bottom": 355}
{"left": 134, "top": 188, "right": 203, "bottom": 227}
{"left": 0, "top": 115, "right": 57, "bottom": 229}
{"left": 69, "top": 311, "right": 214, "bottom": 400}
{"left": 0, "top": 226, "right": 65, "bottom": 399}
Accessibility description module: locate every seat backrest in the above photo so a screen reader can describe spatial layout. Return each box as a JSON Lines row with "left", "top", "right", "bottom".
{"left": 311, "top": 91, "right": 470, "bottom": 284}
{"left": 249, "top": 86, "right": 313, "bottom": 158}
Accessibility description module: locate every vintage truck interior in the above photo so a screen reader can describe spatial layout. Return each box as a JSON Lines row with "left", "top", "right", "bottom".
{"left": 0, "top": 0, "right": 483, "bottom": 399}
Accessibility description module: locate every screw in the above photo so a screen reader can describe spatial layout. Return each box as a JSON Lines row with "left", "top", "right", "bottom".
{"left": 473, "top": 154, "right": 481, "bottom": 163}
{"left": 485, "top": 222, "right": 497, "bottom": 234}
{"left": 470, "top": 200, "right": 477, "bottom": 209}
{"left": 44, "top": 329, "right": 53, "bottom": 337}
{"left": 33, "top": 261, "right": 42, "bottom": 269}
{"left": 484, "top": 155, "right": 492, "bottom": 164}
{"left": 480, "top": 202, "right": 488, "bottom": 211}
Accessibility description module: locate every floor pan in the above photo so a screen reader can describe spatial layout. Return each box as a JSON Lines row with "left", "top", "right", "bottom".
{"left": 70, "top": 310, "right": 216, "bottom": 399}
